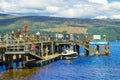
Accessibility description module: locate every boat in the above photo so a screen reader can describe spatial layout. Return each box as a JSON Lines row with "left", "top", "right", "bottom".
{"left": 61, "top": 49, "right": 79, "bottom": 60}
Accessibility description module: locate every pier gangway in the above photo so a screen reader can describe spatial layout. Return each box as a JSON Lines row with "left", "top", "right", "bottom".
{"left": 79, "top": 44, "right": 94, "bottom": 53}
{"left": 27, "top": 52, "right": 44, "bottom": 60}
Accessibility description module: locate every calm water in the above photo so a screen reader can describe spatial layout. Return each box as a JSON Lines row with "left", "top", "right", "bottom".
{"left": 0, "top": 42, "right": 120, "bottom": 80}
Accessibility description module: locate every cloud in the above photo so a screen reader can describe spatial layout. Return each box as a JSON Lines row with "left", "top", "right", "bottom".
{"left": 88, "top": 0, "right": 108, "bottom": 5}
{"left": 111, "top": 14, "right": 120, "bottom": 19}
{"left": 94, "top": 15, "right": 108, "bottom": 19}
{"left": 46, "top": 6, "right": 59, "bottom": 13}
{"left": 0, "top": 0, "right": 120, "bottom": 18}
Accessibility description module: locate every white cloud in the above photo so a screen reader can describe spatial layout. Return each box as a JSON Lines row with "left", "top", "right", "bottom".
{"left": 0, "top": 0, "right": 17, "bottom": 12}
{"left": 0, "top": 0, "right": 120, "bottom": 19}
{"left": 95, "top": 15, "right": 108, "bottom": 19}
{"left": 111, "top": 15, "right": 120, "bottom": 19}
{"left": 46, "top": 6, "right": 59, "bottom": 13}
{"left": 88, "top": 0, "right": 108, "bottom": 5}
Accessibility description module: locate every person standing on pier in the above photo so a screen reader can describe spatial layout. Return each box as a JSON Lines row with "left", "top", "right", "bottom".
{"left": 23, "top": 24, "right": 28, "bottom": 33}
{"left": 16, "top": 29, "right": 21, "bottom": 44}
{"left": 11, "top": 31, "right": 15, "bottom": 44}
{"left": 102, "top": 34, "right": 107, "bottom": 41}
{"left": 45, "top": 46, "right": 49, "bottom": 58}
{"left": 104, "top": 44, "right": 109, "bottom": 56}
{"left": 31, "top": 42, "right": 35, "bottom": 54}
{"left": 84, "top": 36, "right": 91, "bottom": 56}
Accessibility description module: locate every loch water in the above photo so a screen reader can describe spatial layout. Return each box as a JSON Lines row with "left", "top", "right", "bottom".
{"left": 0, "top": 42, "right": 120, "bottom": 80}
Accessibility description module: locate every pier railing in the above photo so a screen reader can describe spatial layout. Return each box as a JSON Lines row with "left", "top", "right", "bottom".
{"left": 0, "top": 33, "right": 109, "bottom": 55}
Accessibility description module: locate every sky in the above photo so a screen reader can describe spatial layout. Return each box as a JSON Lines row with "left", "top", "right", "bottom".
{"left": 0, "top": 0, "right": 120, "bottom": 19}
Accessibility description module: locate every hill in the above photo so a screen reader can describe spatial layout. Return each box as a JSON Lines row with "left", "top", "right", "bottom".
{"left": 0, "top": 14, "right": 120, "bottom": 41}
{"left": 0, "top": 13, "right": 17, "bottom": 19}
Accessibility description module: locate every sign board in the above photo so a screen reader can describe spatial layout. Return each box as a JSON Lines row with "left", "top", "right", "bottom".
{"left": 93, "top": 35, "right": 101, "bottom": 40}
{"left": 57, "top": 34, "right": 63, "bottom": 39}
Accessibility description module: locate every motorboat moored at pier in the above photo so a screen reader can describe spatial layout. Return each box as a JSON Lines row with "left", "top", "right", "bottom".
{"left": 62, "top": 49, "right": 79, "bottom": 60}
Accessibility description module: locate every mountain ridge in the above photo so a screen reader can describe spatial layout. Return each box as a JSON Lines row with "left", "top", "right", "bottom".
{"left": 0, "top": 14, "right": 120, "bottom": 41}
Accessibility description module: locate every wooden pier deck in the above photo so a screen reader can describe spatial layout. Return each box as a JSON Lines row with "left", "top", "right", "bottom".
{"left": 25, "top": 53, "right": 61, "bottom": 67}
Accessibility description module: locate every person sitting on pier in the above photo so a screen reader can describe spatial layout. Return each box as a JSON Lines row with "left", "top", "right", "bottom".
{"left": 30, "top": 42, "right": 35, "bottom": 54}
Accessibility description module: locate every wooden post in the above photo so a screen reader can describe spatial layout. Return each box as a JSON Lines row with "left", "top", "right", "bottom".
{"left": 55, "top": 45, "right": 58, "bottom": 53}
{"left": 5, "top": 54, "right": 9, "bottom": 67}
{"left": 0, "top": 48, "right": 4, "bottom": 63}
{"left": 9, "top": 55, "right": 13, "bottom": 69}
{"left": 41, "top": 42, "right": 44, "bottom": 57}
{"left": 38, "top": 44, "right": 41, "bottom": 56}
{"left": 73, "top": 45, "right": 76, "bottom": 52}
{"left": 59, "top": 45, "right": 62, "bottom": 53}
{"left": 25, "top": 55, "right": 28, "bottom": 61}
{"left": 76, "top": 45, "right": 80, "bottom": 55}
{"left": 21, "top": 54, "right": 25, "bottom": 67}
{"left": 84, "top": 42, "right": 89, "bottom": 56}
{"left": 62, "top": 45, "right": 64, "bottom": 52}
{"left": 16, "top": 54, "right": 19, "bottom": 66}
{"left": 52, "top": 41, "right": 54, "bottom": 54}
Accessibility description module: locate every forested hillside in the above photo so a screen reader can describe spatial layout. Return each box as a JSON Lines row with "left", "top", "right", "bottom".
{"left": 0, "top": 14, "right": 120, "bottom": 41}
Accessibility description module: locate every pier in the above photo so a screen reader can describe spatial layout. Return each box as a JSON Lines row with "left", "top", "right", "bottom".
{"left": 0, "top": 33, "right": 109, "bottom": 68}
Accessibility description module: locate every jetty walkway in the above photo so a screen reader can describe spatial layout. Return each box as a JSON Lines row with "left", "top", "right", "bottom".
{"left": 0, "top": 33, "right": 109, "bottom": 68}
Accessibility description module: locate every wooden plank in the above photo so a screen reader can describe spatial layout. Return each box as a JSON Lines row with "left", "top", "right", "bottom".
{"left": 5, "top": 51, "right": 26, "bottom": 54}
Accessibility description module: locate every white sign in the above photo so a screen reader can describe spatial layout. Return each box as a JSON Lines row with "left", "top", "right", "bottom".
{"left": 57, "top": 34, "right": 63, "bottom": 38}
{"left": 93, "top": 35, "right": 101, "bottom": 40}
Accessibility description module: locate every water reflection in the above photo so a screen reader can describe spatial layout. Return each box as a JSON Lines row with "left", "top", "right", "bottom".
{"left": 0, "top": 42, "right": 120, "bottom": 80}
{"left": 0, "top": 67, "right": 40, "bottom": 80}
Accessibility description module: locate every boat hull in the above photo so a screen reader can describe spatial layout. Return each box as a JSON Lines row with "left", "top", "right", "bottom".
{"left": 62, "top": 52, "right": 78, "bottom": 60}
